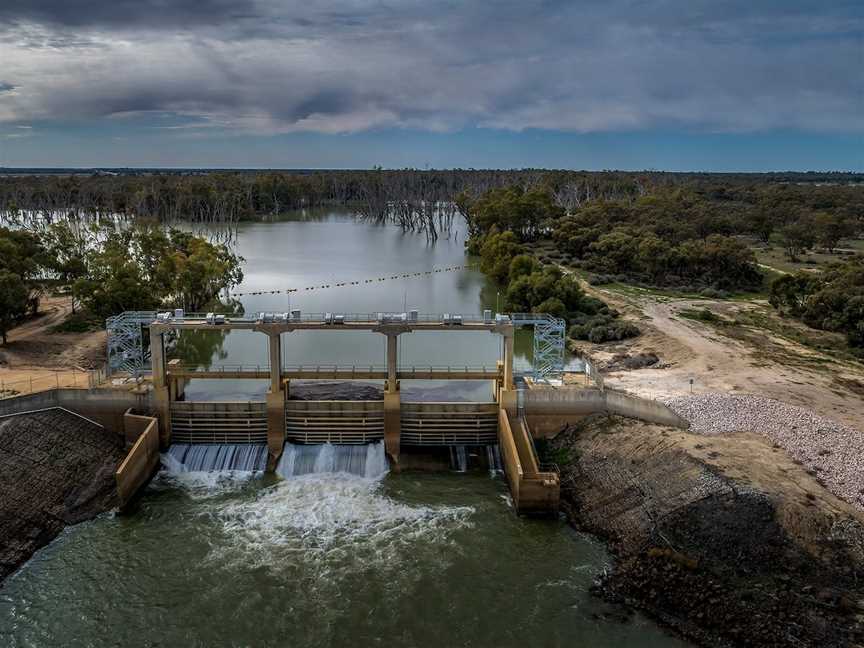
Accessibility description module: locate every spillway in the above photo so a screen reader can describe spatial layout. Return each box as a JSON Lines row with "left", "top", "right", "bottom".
{"left": 276, "top": 441, "right": 388, "bottom": 479}
{"left": 163, "top": 444, "right": 268, "bottom": 472}
{"left": 450, "top": 445, "right": 468, "bottom": 472}
{"left": 487, "top": 444, "right": 503, "bottom": 475}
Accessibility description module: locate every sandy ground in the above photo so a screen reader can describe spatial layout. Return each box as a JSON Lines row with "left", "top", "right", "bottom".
{"left": 0, "top": 296, "right": 106, "bottom": 393}
{"left": 567, "top": 280, "right": 864, "bottom": 434}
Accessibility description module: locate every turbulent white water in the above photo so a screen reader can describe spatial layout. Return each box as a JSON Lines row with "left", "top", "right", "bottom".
{"left": 212, "top": 441, "right": 473, "bottom": 576}
{"left": 158, "top": 444, "right": 268, "bottom": 496}
{"left": 276, "top": 441, "right": 389, "bottom": 479}
{"left": 214, "top": 473, "right": 474, "bottom": 568}
{"left": 165, "top": 444, "right": 268, "bottom": 472}
{"left": 159, "top": 440, "right": 472, "bottom": 579}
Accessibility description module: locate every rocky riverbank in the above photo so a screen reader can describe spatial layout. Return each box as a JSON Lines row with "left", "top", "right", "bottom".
{"left": 547, "top": 414, "right": 864, "bottom": 647}
{"left": 0, "top": 409, "right": 125, "bottom": 584}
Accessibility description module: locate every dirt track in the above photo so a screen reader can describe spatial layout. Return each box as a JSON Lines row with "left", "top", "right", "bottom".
{"left": 0, "top": 297, "right": 106, "bottom": 391}
{"left": 568, "top": 280, "right": 864, "bottom": 434}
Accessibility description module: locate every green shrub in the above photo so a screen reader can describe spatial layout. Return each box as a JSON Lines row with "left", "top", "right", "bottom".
{"left": 52, "top": 310, "right": 102, "bottom": 333}
{"left": 677, "top": 308, "right": 723, "bottom": 324}
{"left": 699, "top": 287, "right": 730, "bottom": 299}
{"left": 569, "top": 316, "right": 640, "bottom": 343}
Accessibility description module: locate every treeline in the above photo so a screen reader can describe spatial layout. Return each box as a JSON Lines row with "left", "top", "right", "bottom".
{"left": 460, "top": 178, "right": 862, "bottom": 344}
{"left": 770, "top": 257, "right": 864, "bottom": 352}
{"left": 0, "top": 222, "right": 243, "bottom": 344}
{"left": 4, "top": 169, "right": 859, "bottom": 240}
{"left": 471, "top": 230, "right": 640, "bottom": 342}
{"left": 463, "top": 182, "right": 863, "bottom": 294}
{"left": 0, "top": 169, "right": 651, "bottom": 241}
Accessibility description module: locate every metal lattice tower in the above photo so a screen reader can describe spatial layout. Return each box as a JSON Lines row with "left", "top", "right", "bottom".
{"left": 509, "top": 313, "right": 566, "bottom": 381}
{"left": 106, "top": 311, "right": 157, "bottom": 376}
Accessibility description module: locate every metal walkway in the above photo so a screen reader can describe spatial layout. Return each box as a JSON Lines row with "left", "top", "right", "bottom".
{"left": 107, "top": 310, "right": 566, "bottom": 380}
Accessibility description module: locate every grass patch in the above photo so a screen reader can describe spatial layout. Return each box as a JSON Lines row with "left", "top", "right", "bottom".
{"left": 535, "top": 438, "right": 574, "bottom": 467}
{"left": 677, "top": 303, "right": 859, "bottom": 368}
{"left": 750, "top": 237, "right": 864, "bottom": 275}
{"left": 731, "top": 309, "right": 858, "bottom": 363}
{"left": 678, "top": 308, "right": 727, "bottom": 325}
{"left": 51, "top": 310, "right": 102, "bottom": 333}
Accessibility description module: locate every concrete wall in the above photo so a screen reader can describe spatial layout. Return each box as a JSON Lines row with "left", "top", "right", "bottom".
{"left": 524, "top": 387, "right": 688, "bottom": 436}
{"left": 58, "top": 389, "right": 151, "bottom": 432}
{"left": 0, "top": 388, "right": 149, "bottom": 434}
{"left": 498, "top": 408, "right": 559, "bottom": 515}
{"left": 509, "top": 413, "right": 539, "bottom": 474}
{"left": 0, "top": 390, "right": 60, "bottom": 415}
{"left": 604, "top": 389, "right": 690, "bottom": 428}
{"left": 115, "top": 411, "right": 160, "bottom": 508}
{"left": 498, "top": 409, "right": 521, "bottom": 505}
{"left": 523, "top": 388, "right": 605, "bottom": 436}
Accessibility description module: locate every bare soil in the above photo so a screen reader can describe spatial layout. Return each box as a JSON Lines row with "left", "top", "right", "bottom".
{"left": 0, "top": 296, "right": 106, "bottom": 370}
{"left": 549, "top": 415, "right": 864, "bottom": 647}
{"left": 567, "top": 279, "right": 864, "bottom": 434}
{"left": 0, "top": 297, "right": 106, "bottom": 393}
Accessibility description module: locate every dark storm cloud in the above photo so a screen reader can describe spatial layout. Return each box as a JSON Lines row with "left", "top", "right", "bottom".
{"left": 0, "top": 1, "right": 860, "bottom": 134}
{"left": 0, "top": 0, "right": 261, "bottom": 28}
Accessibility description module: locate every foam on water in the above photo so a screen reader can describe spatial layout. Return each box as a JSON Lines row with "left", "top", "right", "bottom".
{"left": 212, "top": 441, "right": 471, "bottom": 572}
{"left": 213, "top": 472, "right": 474, "bottom": 573}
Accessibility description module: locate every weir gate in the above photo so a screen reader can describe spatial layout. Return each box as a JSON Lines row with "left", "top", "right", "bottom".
{"left": 143, "top": 310, "right": 564, "bottom": 513}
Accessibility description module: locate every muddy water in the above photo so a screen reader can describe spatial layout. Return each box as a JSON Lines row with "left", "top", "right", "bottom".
{"left": 0, "top": 470, "right": 687, "bottom": 647}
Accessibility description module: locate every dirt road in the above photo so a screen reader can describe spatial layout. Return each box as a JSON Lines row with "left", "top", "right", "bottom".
{"left": 0, "top": 296, "right": 105, "bottom": 367}
{"left": 568, "top": 278, "right": 864, "bottom": 433}
{"left": 0, "top": 296, "right": 106, "bottom": 392}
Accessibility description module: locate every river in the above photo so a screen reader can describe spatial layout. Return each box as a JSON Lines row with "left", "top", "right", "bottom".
{"left": 0, "top": 209, "right": 687, "bottom": 647}
{"left": 171, "top": 208, "right": 577, "bottom": 401}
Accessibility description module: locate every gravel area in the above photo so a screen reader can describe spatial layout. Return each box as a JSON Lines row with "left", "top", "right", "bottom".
{"left": 664, "top": 393, "right": 864, "bottom": 510}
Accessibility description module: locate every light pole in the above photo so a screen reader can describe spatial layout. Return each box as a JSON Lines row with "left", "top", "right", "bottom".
{"left": 496, "top": 291, "right": 500, "bottom": 313}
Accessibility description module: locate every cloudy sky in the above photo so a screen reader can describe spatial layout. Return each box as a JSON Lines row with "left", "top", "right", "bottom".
{"left": 0, "top": 1, "right": 861, "bottom": 170}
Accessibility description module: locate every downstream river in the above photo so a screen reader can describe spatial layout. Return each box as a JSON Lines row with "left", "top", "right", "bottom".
{"left": 0, "top": 210, "right": 687, "bottom": 647}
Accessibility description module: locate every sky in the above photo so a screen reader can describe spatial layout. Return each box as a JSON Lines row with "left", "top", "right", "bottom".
{"left": 0, "top": 1, "right": 861, "bottom": 171}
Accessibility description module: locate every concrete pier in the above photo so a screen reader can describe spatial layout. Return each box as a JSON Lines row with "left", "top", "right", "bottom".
{"left": 148, "top": 313, "right": 516, "bottom": 469}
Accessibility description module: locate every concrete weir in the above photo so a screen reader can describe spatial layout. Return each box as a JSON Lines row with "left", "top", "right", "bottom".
{"left": 0, "top": 312, "right": 687, "bottom": 514}
{"left": 147, "top": 312, "right": 518, "bottom": 470}
{"left": 143, "top": 311, "right": 565, "bottom": 513}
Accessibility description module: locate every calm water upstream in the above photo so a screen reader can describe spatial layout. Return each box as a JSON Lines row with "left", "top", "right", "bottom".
{"left": 0, "top": 210, "right": 687, "bottom": 647}
{"left": 170, "top": 209, "right": 579, "bottom": 401}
